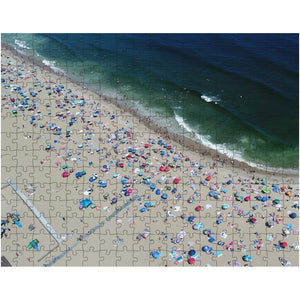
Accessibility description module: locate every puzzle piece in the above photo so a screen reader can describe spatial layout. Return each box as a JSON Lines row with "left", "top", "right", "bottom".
{"left": 1, "top": 34, "right": 299, "bottom": 267}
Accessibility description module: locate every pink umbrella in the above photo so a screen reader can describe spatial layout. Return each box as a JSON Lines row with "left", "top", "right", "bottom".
{"left": 173, "top": 178, "right": 180, "bottom": 184}
{"left": 188, "top": 258, "right": 195, "bottom": 265}
{"left": 195, "top": 205, "right": 202, "bottom": 212}
{"left": 62, "top": 172, "right": 69, "bottom": 178}
{"left": 280, "top": 241, "right": 288, "bottom": 248}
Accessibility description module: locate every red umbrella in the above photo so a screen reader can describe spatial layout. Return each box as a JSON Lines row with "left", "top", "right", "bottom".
{"left": 173, "top": 178, "right": 180, "bottom": 184}
{"left": 280, "top": 241, "right": 288, "bottom": 248}
{"left": 167, "top": 145, "right": 172, "bottom": 150}
{"left": 206, "top": 175, "right": 212, "bottom": 181}
{"left": 250, "top": 218, "right": 257, "bottom": 224}
{"left": 195, "top": 205, "right": 202, "bottom": 212}
{"left": 144, "top": 143, "right": 150, "bottom": 148}
{"left": 165, "top": 166, "right": 170, "bottom": 172}
{"left": 244, "top": 196, "right": 250, "bottom": 201}
{"left": 188, "top": 258, "right": 195, "bottom": 265}
{"left": 159, "top": 166, "right": 165, "bottom": 172}
{"left": 62, "top": 172, "right": 69, "bottom": 178}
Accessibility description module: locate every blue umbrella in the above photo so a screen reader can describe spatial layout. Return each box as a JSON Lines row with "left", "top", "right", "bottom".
{"left": 150, "top": 184, "right": 156, "bottom": 190}
{"left": 209, "top": 191, "right": 215, "bottom": 197}
{"left": 75, "top": 172, "right": 82, "bottom": 179}
{"left": 156, "top": 189, "right": 161, "bottom": 195}
{"left": 161, "top": 193, "right": 168, "bottom": 199}
{"left": 202, "top": 245, "right": 212, "bottom": 253}
{"left": 289, "top": 212, "right": 297, "bottom": 219}
{"left": 242, "top": 255, "right": 252, "bottom": 262}
{"left": 188, "top": 249, "right": 196, "bottom": 256}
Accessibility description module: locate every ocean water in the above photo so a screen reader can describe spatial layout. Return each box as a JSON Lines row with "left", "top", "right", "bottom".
{"left": 2, "top": 33, "right": 299, "bottom": 171}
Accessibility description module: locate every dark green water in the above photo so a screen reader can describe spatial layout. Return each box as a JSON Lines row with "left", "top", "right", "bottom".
{"left": 2, "top": 33, "right": 299, "bottom": 172}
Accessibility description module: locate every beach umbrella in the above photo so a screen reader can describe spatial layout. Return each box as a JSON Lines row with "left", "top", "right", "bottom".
{"left": 171, "top": 188, "right": 177, "bottom": 193}
{"left": 262, "top": 188, "right": 269, "bottom": 193}
{"left": 285, "top": 190, "right": 292, "bottom": 196}
{"left": 250, "top": 218, "right": 257, "bottom": 224}
{"left": 159, "top": 166, "right": 165, "bottom": 172}
{"left": 227, "top": 180, "right": 232, "bottom": 185}
{"left": 188, "top": 257, "right": 195, "bottom": 265}
{"left": 187, "top": 216, "right": 195, "bottom": 223}
{"left": 62, "top": 172, "right": 69, "bottom": 178}
{"left": 150, "top": 184, "right": 156, "bottom": 190}
{"left": 156, "top": 189, "right": 161, "bottom": 195}
{"left": 161, "top": 193, "right": 168, "bottom": 199}
{"left": 160, "top": 150, "right": 165, "bottom": 156}
{"left": 273, "top": 199, "right": 280, "bottom": 205}
{"left": 187, "top": 197, "right": 194, "bottom": 203}
{"left": 202, "top": 245, "right": 212, "bottom": 253}
{"left": 173, "top": 178, "right": 180, "bottom": 184}
{"left": 242, "top": 255, "right": 252, "bottom": 262}
{"left": 222, "top": 204, "right": 229, "bottom": 210}
{"left": 188, "top": 249, "right": 196, "bottom": 256}
{"left": 244, "top": 196, "right": 250, "bottom": 201}
{"left": 144, "top": 143, "right": 150, "bottom": 148}
{"left": 165, "top": 166, "right": 170, "bottom": 172}
{"left": 203, "top": 229, "right": 211, "bottom": 235}
{"left": 206, "top": 175, "right": 212, "bottom": 181}
{"left": 151, "top": 251, "right": 160, "bottom": 259}
{"left": 209, "top": 191, "right": 215, "bottom": 197}
{"left": 195, "top": 205, "right": 202, "bottom": 212}
{"left": 289, "top": 212, "right": 297, "bottom": 219}
{"left": 89, "top": 176, "right": 96, "bottom": 182}
{"left": 75, "top": 172, "right": 82, "bottom": 179}
{"left": 280, "top": 241, "right": 288, "bottom": 248}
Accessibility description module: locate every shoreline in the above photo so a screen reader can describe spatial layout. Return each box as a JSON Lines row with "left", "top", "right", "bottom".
{"left": 2, "top": 42, "right": 299, "bottom": 178}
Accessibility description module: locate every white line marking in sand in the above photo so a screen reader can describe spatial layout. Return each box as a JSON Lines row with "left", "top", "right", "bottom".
{"left": 6, "top": 178, "right": 64, "bottom": 245}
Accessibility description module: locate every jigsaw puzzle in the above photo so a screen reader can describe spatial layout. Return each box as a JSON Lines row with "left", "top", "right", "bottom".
{"left": 1, "top": 33, "right": 299, "bottom": 267}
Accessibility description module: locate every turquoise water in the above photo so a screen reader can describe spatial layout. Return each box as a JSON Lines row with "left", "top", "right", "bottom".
{"left": 2, "top": 33, "right": 299, "bottom": 171}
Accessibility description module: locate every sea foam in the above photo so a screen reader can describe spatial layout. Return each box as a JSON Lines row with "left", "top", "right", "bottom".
{"left": 14, "top": 39, "right": 31, "bottom": 50}
{"left": 42, "top": 59, "right": 65, "bottom": 74}
{"left": 174, "top": 113, "right": 298, "bottom": 175}
{"left": 201, "top": 94, "right": 220, "bottom": 104}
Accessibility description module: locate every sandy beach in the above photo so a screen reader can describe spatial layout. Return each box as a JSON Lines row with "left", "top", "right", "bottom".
{"left": 1, "top": 43, "right": 299, "bottom": 267}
